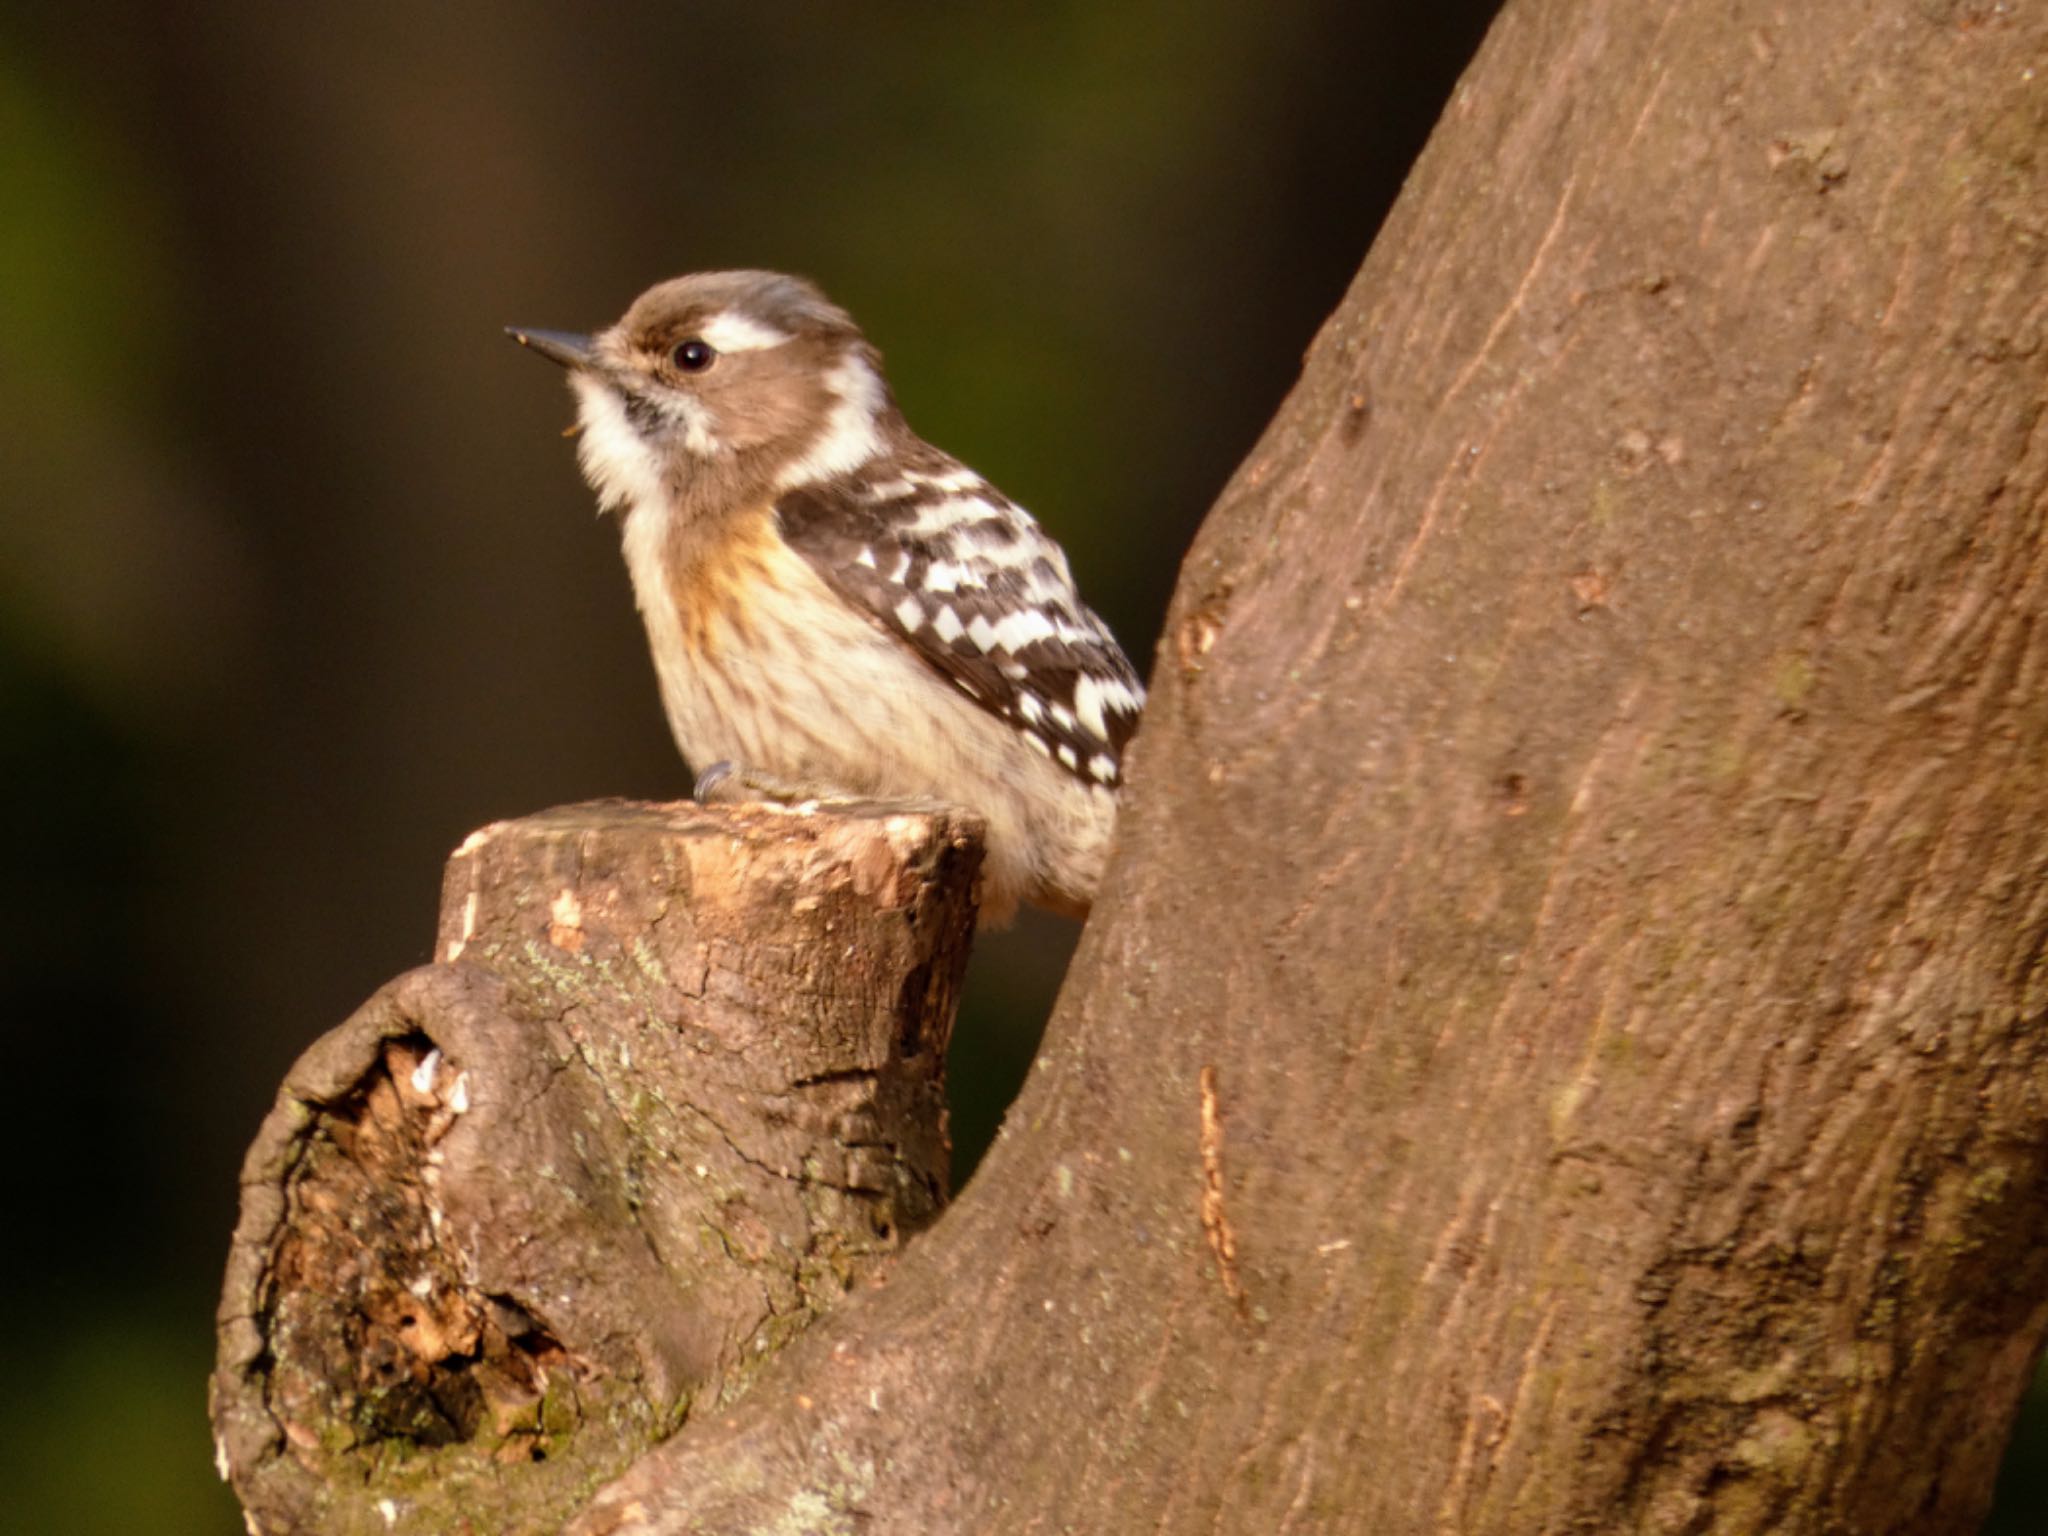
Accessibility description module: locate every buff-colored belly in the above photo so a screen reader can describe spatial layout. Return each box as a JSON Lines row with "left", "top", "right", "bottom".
{"left": 617, "top": 497, "right": 1117, "bottom": 923}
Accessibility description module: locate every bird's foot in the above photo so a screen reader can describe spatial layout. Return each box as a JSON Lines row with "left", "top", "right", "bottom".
{"left": 693, "top": 760, "right": 859, "bottom": 807}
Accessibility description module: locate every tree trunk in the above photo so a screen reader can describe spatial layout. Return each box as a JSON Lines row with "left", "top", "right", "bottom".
{"left": 216, "top": 0, "right": 2048, "bottom": 1530}
{"left": 558, "top": 0, "right": 2048, "bottom": 1531}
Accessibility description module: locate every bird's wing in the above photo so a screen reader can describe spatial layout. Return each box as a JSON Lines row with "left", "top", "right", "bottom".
{"left": 774, "top": 459, "right": 1144, "bottom": 787}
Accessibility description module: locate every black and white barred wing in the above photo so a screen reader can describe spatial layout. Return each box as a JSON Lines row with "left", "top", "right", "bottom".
{"left": 774, "top": 463, "right": 1145, "bottom": 787}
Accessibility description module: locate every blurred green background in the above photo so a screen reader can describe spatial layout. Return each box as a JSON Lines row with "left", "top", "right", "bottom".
{"left": 2, "top": 4, "right": 2041, "bottom": 1532}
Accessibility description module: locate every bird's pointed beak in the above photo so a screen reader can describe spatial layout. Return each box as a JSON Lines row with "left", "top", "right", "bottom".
{"left": 505, "top": 326, "right": 598, "bottom": 370}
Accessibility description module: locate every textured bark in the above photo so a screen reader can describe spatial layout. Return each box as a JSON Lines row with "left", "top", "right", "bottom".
{"left": 212, "top": 801, "right": 980, "bottom": 1536}
{"left": 554, "top": 1, "right": 2048, "bottom": 1533}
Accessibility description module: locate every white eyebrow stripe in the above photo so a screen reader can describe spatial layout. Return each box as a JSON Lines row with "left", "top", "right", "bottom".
{"left": 699, "top": 311, "right": 791, "bottom": 353}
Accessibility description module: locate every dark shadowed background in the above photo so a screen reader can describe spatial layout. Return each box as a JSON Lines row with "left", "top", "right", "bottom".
{"left": 3, "top": 4, "right": 2041, "bottom": 1531}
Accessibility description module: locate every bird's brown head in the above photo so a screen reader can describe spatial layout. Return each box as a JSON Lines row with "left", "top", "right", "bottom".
{"left": 509, "top": 270, "right": 894, "bottom": 513}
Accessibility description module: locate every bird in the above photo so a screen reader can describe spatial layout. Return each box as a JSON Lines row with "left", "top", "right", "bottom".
{"left": 507, "top": 270, "right": 1145, "bottom": 926}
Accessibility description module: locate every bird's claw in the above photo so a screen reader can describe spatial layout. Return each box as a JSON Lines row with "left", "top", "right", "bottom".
{"left": 693, "top": 761, "right": 738, "bottom": 802}
{"left": 694, "top": 761, "right": 851, "bottom": 806}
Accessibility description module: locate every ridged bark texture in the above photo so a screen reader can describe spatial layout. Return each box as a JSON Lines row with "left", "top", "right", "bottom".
{"left": 564, "top": 2, "right": 2048, "bottom": 1532}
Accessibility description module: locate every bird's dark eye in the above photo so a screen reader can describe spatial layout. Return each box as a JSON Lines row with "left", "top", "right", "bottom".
{"left": 671, "top": 339, "right": 716, "bottom": 372}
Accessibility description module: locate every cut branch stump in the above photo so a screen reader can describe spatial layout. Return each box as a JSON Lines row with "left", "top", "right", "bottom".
{"left": 211, "top": 799, "right": 982, "bottom": 1536}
